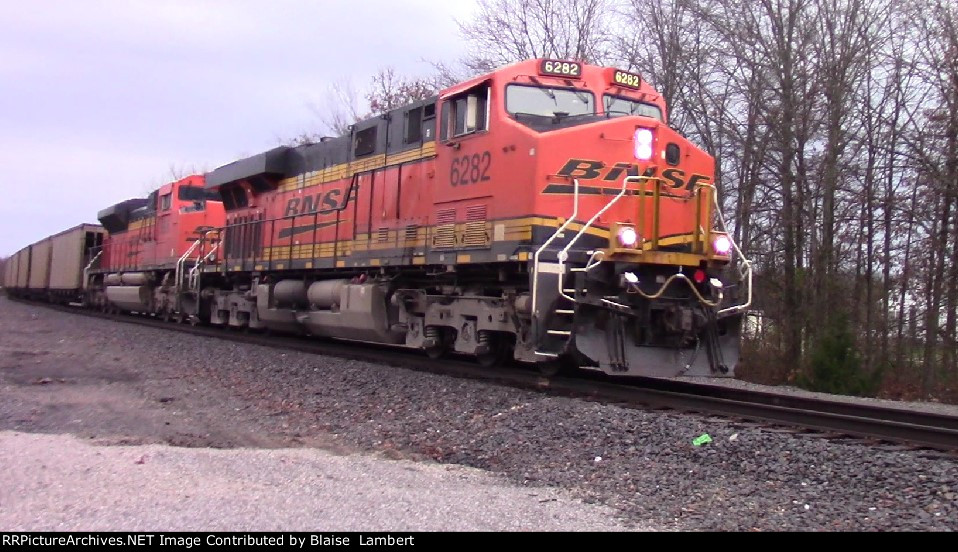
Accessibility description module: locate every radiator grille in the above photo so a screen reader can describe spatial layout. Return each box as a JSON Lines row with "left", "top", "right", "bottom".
{"left": 462, "top": 205, "right": 489, "bottom": 248}
{"left": 433, "top": 209, "right": 456, "bottom": 248}
{"left": 404, "top": 225, "right": 420, "bottom": 241}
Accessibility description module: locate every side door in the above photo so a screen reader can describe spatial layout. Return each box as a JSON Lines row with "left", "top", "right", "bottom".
{"left": 430, "top": 81, "right": 495, "bottom": 257}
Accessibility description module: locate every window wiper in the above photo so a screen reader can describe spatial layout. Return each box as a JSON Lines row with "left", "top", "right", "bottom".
{"left": 557, "top": 111, "right": 596, "bottom": 119}
{"left": 511, "top": 111, "right": 551, "bottom": 119}
{"left": 605, "top": 109, "right": 632, "bottom": 118}
{"left": 537, "top": 87, "right": 558, "bottom": 105}
{"left": 571, "top": 88, "right": 591, "bottom": 107}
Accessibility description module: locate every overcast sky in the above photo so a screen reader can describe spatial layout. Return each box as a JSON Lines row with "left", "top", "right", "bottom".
{"left": 0, "top": 0, "right": 476, "bottom": 255}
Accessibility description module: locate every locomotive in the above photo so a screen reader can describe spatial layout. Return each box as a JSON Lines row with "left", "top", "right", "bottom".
{"left": 89, "top": 174, "right": 223, "bottom": 321}
{"left": 9, "top": 58, "right": 752, "bottom": 378}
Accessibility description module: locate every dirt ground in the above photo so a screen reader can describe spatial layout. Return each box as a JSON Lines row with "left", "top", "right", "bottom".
{"left": 0, "top": 299, "right": 343, "bottom": 452}
{"left": 0, "top": 297, "right": 636, "bottom": 531}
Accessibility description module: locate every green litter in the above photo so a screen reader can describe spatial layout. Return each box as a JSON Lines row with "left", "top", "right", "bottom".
{"left": 692, "top": 433, "right": 712, "bottom": 446}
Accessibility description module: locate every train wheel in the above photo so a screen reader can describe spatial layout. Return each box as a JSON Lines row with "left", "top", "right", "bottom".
{"left": 476, "top": 333, "right": 511, "bottom": 368}
{"left": 424, "top": 326, "right": 448, "bottom": 360}
{"left": 536, "top": 359, "right": 563, "bottom": 377}
{"left": 425, "top": 344, "right": 446, "bottom": 360}
{"left": 476, "top": 350, "right": 498, "bottom": 367}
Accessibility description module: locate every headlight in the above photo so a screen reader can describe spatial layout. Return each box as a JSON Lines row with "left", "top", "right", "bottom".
{"left": 633, "top": 128, "right": 654, "bottom": 161}
{"left": 617, "top": 225, "right": 638, "bottom": 247}
{"left": 712, "top": 234, "right": 732, "bottom": 256}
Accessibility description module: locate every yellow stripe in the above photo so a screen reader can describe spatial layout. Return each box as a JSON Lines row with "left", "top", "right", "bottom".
{"left": 278, "top": 143, "right": 437, "bottom": 192}
{"left": 604, "top": 249, "right": 707, "bottom": 267}
{"left": 249, "top": 216, "right": 710, "bottom": 266}
{"left": 127, "top": 216, "right": 156, "bottom": 231}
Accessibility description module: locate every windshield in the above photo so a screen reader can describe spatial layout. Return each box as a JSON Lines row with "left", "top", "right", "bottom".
{"left": 506, "top": 84, "right": 595, "bottom": 117}
{"left": 178, "top": 186, "right": 221, "bottom": 202}
{"left": 603, "top": 94, "right": 663, "bottom": 121}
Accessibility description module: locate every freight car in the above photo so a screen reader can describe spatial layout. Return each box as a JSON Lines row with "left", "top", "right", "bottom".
{"left": 3, "top": 224, "right": 105, "bottom": 303}
{"left": 7, "top": 58, "right": 753, "bottom": 379}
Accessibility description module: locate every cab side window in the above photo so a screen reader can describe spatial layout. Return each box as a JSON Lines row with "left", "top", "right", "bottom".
{"left": 405, "top": 107, "right": 423, "bottom": 144}
{"left": 354, "top": 126, "right": 377, "bottom": 157}
{"left": 160, "top": 193, "right": 172, "bottom": 210}
{"left": 441, "top": 83, "right": 489, "bottom": 141}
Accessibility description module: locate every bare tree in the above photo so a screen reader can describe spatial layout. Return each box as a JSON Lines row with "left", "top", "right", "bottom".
{"left": 811, "top": 0, "right": 877, "bottom": 327}
{"left": 291, "top": 68, "right": 438, "bottom": 146}
{"left": 137, "top": 163, "right": 209, "bottom": 194}
{"left": 306, "top": 78, "right": 365, "bottom": 138}
{"left": 457, "top": 0, "right": 615, "bottom": 70}
{"left": 364, "top": 68, "right": 436, "bottom": 114}
{"left": 898, "top": 0, "right": 958, "bottom": 391}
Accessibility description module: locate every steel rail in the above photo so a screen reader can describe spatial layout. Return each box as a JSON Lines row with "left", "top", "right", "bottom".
{"left": 12, "top": 298, "right": 958, "bottom": 452}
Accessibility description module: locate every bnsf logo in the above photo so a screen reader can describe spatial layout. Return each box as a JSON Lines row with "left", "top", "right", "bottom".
{"left": 284, "top": 187, "right": 358, "bottom": 217}
{"left": 557, "top": 158, "right": 710, "bottom": 192}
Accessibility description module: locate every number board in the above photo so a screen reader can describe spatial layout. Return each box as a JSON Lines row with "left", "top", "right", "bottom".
{"left": 538, "top": 60, "right": 582, "bottom": 78}
{"left": 612, "top": 69, "right": 642, "bottom": 89}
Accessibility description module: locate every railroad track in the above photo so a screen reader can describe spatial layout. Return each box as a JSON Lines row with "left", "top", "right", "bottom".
{"left": 19, "top": 299, "right": 958, "bottom": 452}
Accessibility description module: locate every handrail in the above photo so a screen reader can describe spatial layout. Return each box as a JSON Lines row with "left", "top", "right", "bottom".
{"left": 555, "top": 174, "right": 642, "bottom": 302}
{"left": 188, "top": 238, "right": 221, "bottom": 291}
{"left": 636, "top": 179, "right": 753, "bottom": 315}
{"left": 172, "top": 228, "right": 220, "bottom": 317}
{"left": 637, "top": 176, "right": 662, "bottom": 249}
{"left": 709, "top": 186, "right": 753, "bottom": 316}
{"left": 175, "top": 229, "right": 219, "bottom": 293}
{"left": 175, "top": 237, "right": 203, "bottom": 291}
{"left": 693, "top": 183, "right": 714, "bottom": 254}
{"left": 719, "top": 262, "right": 753, "bottom": 316}
{"left": 583, "top": 250, "right": 605, "bottom": 271}
{"left": 531, "top": 178, "right": 580, "bottom": 319}
{"left": 82, "top": 250, "right": 102, "bottom": 290}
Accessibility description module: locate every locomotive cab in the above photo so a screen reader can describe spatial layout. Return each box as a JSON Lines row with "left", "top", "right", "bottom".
{"left": 497, "top": 61, "right": 749, "bottom": 376}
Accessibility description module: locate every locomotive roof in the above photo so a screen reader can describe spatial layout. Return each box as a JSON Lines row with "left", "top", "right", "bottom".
{"left": 203, "top": 57, "right": 665, "bottom": 191}
{"left": 204, "top": 95, "right": 438, "bottom": 191}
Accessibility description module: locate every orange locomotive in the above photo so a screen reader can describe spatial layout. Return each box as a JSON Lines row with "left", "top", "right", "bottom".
{"left": 88, "top": 175, "right": 225, "bottom": 319}
{"left": 111, "top": 58, "right": 751, "bottom": 377}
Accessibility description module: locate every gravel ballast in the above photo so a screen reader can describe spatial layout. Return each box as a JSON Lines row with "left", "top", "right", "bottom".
{"left": 1, "top": 296, "right": 956, "bottom": 531}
